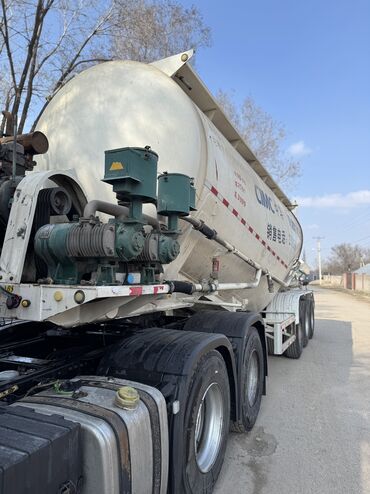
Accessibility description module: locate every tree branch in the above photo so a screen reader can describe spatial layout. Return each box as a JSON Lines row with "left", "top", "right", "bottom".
{"left": 31, "top": 56, "right": 112, "bottom": 131}
{"left": 34, "top": 7, "right": 78, "bottom": 77}
{"left": 11, "top": 0, "right": 55, "bottom": 127}
{"left": 0, "top": 0, "right": 17, "bottom": 89}
{"left": 50, "top": 7, "right": 113, "bottom": 95}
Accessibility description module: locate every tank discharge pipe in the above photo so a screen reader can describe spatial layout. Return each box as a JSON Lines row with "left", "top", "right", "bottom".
{"left": 166, "top": 275, "right": 263, "bottom": 295}
{"left": 214, "top": 268, "right": 262, "bottom": 290}
{"left": 181, "top": 216, "right": 290, "bottom": 289}
{"left": 83, "top": 200, "right": 160, "bottom": 229}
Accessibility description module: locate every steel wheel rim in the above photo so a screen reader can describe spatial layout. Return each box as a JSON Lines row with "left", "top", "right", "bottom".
{"left": 247, "top": 350, "right": 259, "bottom": 406}
{"left": 194, "top": 382, "right": 224, "bottom": 473}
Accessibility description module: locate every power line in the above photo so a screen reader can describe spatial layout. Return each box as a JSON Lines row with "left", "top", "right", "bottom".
{"left": 334, "top": 208, "right": 370, "bottom": 233}
{"left": 316, "top": 209, "right": 370, "bottom": 242}
{"left": 355, "top": 234, "right": 370, "bottom": 245}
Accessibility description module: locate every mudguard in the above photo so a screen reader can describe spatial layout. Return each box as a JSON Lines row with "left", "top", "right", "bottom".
{"left": 98, "top": 326, "right": 236, "bottom": 494}
{"left": 183, "top": 311, "right": 268, "bottom": 423}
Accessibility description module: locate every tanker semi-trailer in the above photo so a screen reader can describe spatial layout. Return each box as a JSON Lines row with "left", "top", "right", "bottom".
{"left": 0, "top": 50, "right": 314, "bottom": 493}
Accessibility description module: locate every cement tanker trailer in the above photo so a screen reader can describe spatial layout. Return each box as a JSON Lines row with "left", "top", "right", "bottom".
{"left": 0, "top": 51, "right": 314, "bottom": 493}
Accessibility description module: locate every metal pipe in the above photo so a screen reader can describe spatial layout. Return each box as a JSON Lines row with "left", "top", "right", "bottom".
{"left": 1, "top": 131, "right": 49, "bottom": 155}
{"left": 217, "top": 268, "right": 262, "bottom": 290}
{"left": 192, "top": 280, "right": 262, "bottom": 294}
{"left": 168, "top": 271, "right": 261, "bottom": 295}
{"left": 181, "top": 216, "right": 290, "bottom": 288}
{"left": 11, "top": 115, "right": 17, "bottom": 183}
{"left": 182, "top": 299, "right": 244, "bottom": 308}
{"left": 83, "top": 200, "right": 160, "bottom": 229}
{"left": 2, "top": 111, "right": 13, "bottom": 137}
{"left": 217, "top": 282, "right": 260, "bottom": 290}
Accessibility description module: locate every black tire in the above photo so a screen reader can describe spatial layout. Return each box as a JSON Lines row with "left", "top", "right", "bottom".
{"left": 266, "top": 335, "right": 275, "bottom": 355}
{"left": 284, "top": 319, "right": 303, "bottom": 359}
{"left": 308, "top": 298, "right": 315, "bottom": 339}
{"left": 182, "top": 350, "right": 230, "bottom": 494}
{"left": 231, "top": 327, "right": 264, "bottom": 433}
{"left": 301, "top": 298, "right": 310, "bottom": 348}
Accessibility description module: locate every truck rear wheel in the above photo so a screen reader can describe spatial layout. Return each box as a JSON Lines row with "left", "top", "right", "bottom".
{"left": 266, "top": 335, "right": 274, "bottom": 355}
{"left": 308, "top": 299, "right": 315, "bottom": 339}
{"left": 284, "top": 320, "right": 303, "bottom": 359}
{"left": 183, "top": 350, "right": 230, "bottom": 493}
{"left": 301, "top": 298, "right": 310, "bottom": 348}
{"left": 231, "top": 327, "right": 264, "bottom": 432}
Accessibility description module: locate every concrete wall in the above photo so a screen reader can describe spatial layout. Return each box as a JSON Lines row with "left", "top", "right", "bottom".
{"left": 322, "top": 273, "right": 370, "bottom": 293}
{"left": 322, "top": 275, "right": 343, "bottom": 287}
{"left": 354, "top": 273, "right": 370, "bottom": 293}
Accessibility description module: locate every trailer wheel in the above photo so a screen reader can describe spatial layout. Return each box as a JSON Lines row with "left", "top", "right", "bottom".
{"left": 183, "top": 350, "right": 230, "bottom": 493}
{"left": 308, "top": 299, "right": 315, "bottom": 339}
{"left": 284, "top": 314, "right": 303, "bottom": 359}
{"left": 231, "top": 327, "right": 264, "bottom": 432}
{"left": 266, "top": 335, "right": 275, "bottom": 355}
{"left": 300, "top": 297, "right": 310, "bottom": 348}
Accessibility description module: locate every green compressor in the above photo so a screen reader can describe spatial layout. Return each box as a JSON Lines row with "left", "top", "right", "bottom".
{"left": 34, "top": 146, "right": 196, "bottom": 285}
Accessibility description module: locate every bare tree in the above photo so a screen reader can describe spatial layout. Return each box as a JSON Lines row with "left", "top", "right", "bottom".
{"left": 111, "top": 0, "right": 211, "bottom": 63}
{"left": 216, "top": 90, "right": 300, "bottom": 188}
{"left": 0, "top": 0, "right": 211, "bottom": 133}
{"left": 0, "top": 0, "right": 114, "bottom": 133}
{"left": 323, "top": 243, "right": 370, "bottom": 274}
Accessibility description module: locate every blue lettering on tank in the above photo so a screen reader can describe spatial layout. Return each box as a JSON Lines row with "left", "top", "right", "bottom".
{"left": 255, "top": 185, "right": 275, "bottom": 213}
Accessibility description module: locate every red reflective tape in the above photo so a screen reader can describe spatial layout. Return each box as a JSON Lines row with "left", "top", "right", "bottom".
{"left": 129, "top": 287, "right": 143, "bottom": 296}
{"left": 206, "top": 182, "right": 289, "bottom": 267}
{"left": 154, "top": 285, "right": 166, "bottom": 294}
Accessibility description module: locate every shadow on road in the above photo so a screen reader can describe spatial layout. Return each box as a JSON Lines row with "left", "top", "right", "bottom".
{"left": 215, "top": 314, "right": 368, "bottom": 494}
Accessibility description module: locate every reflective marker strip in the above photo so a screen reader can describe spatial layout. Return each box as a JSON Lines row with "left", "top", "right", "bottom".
{"left": 206, "top": 181, "right": 289, "bottom": 269}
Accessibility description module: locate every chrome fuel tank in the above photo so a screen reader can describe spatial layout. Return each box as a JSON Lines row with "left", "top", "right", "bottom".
{"left": 19, "top": 376, "right": 168, "bottom": 494}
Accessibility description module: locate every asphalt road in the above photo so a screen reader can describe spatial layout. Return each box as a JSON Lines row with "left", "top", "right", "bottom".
{"left": 215, "top": 287, "right": 370, "bottom": 494}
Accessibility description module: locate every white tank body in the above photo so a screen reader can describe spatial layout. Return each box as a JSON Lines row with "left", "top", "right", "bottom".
{"left": 35, "top": 57, "right": 303, "bottom": 312}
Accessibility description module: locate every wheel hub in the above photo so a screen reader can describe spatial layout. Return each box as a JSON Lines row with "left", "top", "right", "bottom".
{"left": 247, "top": 350, "right": 259, "bottom": 406}
{"left": 194, "top": 382, "right": 224, "bottom": 473}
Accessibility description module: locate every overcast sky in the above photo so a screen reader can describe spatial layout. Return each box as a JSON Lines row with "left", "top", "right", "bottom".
{"left": 182, "top": 0, "right": 370, "bottom": 268}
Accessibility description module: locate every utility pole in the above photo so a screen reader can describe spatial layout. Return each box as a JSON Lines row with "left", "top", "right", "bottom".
{"left": 313, "top": 237, "right": 324, "bottom": 285}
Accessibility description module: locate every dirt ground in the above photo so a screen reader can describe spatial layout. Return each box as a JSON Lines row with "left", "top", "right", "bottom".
{"left": 215, "top": 286, "right": 370, "bottom": 494}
